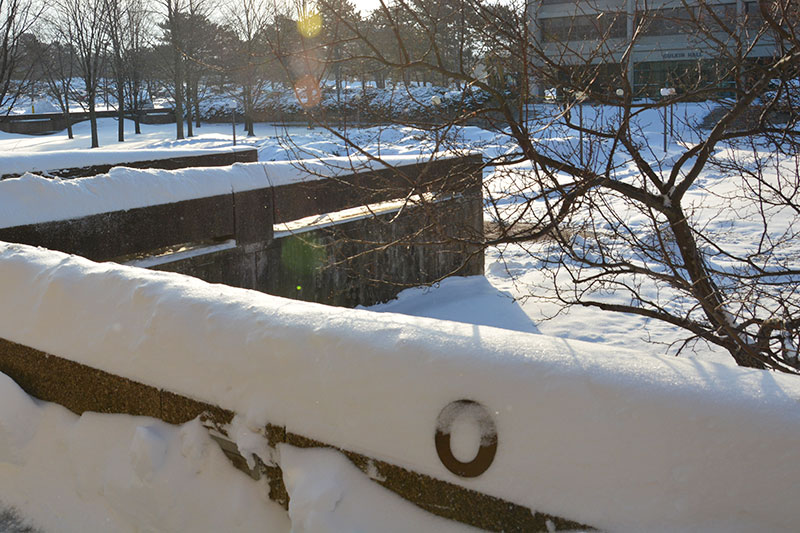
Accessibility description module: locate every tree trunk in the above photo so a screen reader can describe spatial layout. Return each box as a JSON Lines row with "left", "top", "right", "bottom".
{"left": 173, "top": 44, "right": 185, "bottom": 140}
{"left": 361, "top": 68, "right": 367, "bottom": 99}
{"left": 89, "top": 94, "right": 99, "bottom": 148}
{"left": 65, "top": 109, "right": 73, "bottom": 139}
{"left": 63, "top": 91, "right": 73, "bottom": 139}
{"left": 193, "top": 80, "right": 200, "bottom": 128}
{"left": 185, "top": 82, "right": 193, "bottom": 137}
{"left": 667, "top": 209, "right": 766, "bottom": 369}
{"left": 117, "top": 78, "right": 125, "bottom": 142}
{"left": 245, "top": 88, "right": 255, "bottom": 136}
{"left": 334, "top": 46, "right": 342, "bottom": 105}
{"left": 133, "top": 87, "right": 141, "bottom": 135}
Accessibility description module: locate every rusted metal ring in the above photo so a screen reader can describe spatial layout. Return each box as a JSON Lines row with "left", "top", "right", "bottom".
{"left": 435, "top": 399, "right": 498, "bottom": 478}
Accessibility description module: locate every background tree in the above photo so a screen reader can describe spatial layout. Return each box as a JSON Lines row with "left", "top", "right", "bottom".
{"left": 28, "top": 32, "right": 77, "bottom": 138}
{"left": 56, "top": 0, "right": 106, "bottom": 148}
{"left": 180, "top": 11, "right": 231, "bottom": 131}
{"left": 103, "top": 0, "right": 131, "bottom": 142}
{"left": 121, "top": 0, "right": 152, "bottom": 135}
{"left": 226, "top": 0, "right": 271, "bottom": 137}
{"left": 0, "top": 0, "right": 39, "bottom": 114}
{"left": 319, "top": 0, "right": 359, "bottom": 104}
{"left": 175, "top": 0, "right": 212, "bottom": 137}
{"left": 159, "top": 0, "right": 187, "bottom": 139}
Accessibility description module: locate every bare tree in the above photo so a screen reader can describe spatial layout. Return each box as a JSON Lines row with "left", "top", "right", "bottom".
{"left": 0, "top": 0, "right": 39, "bottom": 114}
{"left": 56, "top": 0, "right": 107, "bottom": 147}
{"left": 103, "top": 0, "right": 129, "bottom": 142}
{"left": 122, "top": 0, "right": 152, "bottom": 135}
{"left": 100, "top": 0, "right": 153, "bottom": 140}
{"left": 259, "top": 0, "right": 328, "bottom": 122}
{"left": 160, "top": 0, "right": 186, "bottom": 139}
{"left": 181, "top": 6, "right": 227, "bottom": 133}
{"left": 29, "top": 32, "right": 77, "bottom": 138}
{"left": 225, "top": 0, "right": 272, "bottom": 137}
{"left": 318, "top": 0, "right": 360, "bottom": 104}
{"left": 306, "top": 0, "right": 800, "bottom": 372}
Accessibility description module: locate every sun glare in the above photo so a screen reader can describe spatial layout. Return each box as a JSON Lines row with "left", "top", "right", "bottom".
{"left": 297, "top": 10, "right": 323, "bottom": 38}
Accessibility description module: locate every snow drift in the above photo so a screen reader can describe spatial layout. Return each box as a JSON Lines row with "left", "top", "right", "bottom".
{"left": 0, "top": 370, "right": 291, "bottom": 533}
{"left": 1, "top": 242, "right": 800, "bottom": 532}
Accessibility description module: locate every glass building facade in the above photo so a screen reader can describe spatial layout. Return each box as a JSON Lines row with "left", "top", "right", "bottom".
{"left": 528, "top": 0, "right": 775, "bottom": 97}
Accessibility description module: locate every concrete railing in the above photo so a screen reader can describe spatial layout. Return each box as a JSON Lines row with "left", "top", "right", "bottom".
{"left": 2, "top": 219, "right": 800, "bottom": 531}
{"left": 0, "top": 335, "right": 586, "bottom": 532}
{"left": 2, "top": 154, "right": 800, "bottom": 532}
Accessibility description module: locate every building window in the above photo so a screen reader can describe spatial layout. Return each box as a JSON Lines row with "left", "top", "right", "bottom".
{"left": 637, "top": 4, "right": 739, "bottom": 37}
{"left": 541, "top": 12, "right": 626, "bottom": 43}
{"left": 637, "top": 7, "right": 695, "bottom": 37}
{"left": 633, "top": 59, "right": 734, "bottom": 97}
{"left": 744, "top": 1, "right": 766, "bottom": 29}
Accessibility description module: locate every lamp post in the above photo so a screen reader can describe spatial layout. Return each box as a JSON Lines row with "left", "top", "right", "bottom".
{"left": 231, "top": 108, "right": 237, "bottom": 147}
{"left": 660, "top": 87, "right": 676, "bottom": 152}
{"left": 615, "top": 88, "right": 624, "bottom": 125}
{"left": 573, "top": 90, "right": 588, "bottom": 166}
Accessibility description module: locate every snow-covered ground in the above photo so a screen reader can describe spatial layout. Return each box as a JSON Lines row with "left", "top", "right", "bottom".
{"left": 0, "top": 111, "right": 733, "bottom": 361}
{"left": 0, "top": 118, "right": 307, "bottom": 164}
{"left": 1, "top": 106, "right": 799, "bottom": 531}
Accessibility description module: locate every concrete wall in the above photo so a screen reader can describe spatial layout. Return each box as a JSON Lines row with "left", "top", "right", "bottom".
{"left": 0, "top": 156, "right": 484, "bottom": 308}
{"left": 0, "top": 109, "right": 176, "bottom": 135}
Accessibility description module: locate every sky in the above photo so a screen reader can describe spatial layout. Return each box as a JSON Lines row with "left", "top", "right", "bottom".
{"left": 351, "top": 0, "right": 382, "bottom": 14}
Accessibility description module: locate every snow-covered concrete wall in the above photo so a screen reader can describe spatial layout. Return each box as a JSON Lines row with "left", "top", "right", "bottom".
{"left": 0, "top": 155, "right": 484, "bottom": 307}
{"left": 0, "top": 158, "right": 358, "bottom": 227}
{"left": 1, "top": 242, "right": 800, "bottom": 532}
{"left": 0, "top": 147, "right": 257, "bottom": 180}
{"left": 0, "top": 154, "right": 470, "bottom": 227}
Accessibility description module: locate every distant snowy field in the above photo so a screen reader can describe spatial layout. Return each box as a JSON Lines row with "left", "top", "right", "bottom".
{"left": 2, "top": 105, "right": 796, "bottom": 532}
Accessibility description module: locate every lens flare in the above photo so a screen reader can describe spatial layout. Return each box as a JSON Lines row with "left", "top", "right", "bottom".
{"left": 297, "top": 11, "right": 322, "bottom": 38}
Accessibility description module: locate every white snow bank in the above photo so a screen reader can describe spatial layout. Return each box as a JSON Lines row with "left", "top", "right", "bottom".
{"left": 278, "top": 444, "right": 479, "bottom": 533}
{"left": 2, "top": 242, "right": 800, "bottom": 532}
{"left": 0, "top": 371, "right": 290, "bottom": 533}
{"left": 0, "top": 154, "right": 449, "bottom": 228}
{"left": 0, "top": 147, "right": 252, "bottom": 177}
{"left": 365, "top": 275, "right": 541, "bottom": 335}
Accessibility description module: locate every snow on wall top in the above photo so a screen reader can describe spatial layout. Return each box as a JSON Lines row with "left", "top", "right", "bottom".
{"left": 0, "top": 148, "right": 258, "bottom": 177}
{"left": 1, "top": 242, "right": 800, "bottom": 532}
{"left": 0, "top": 154, "right": 436, "bottom": 229}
